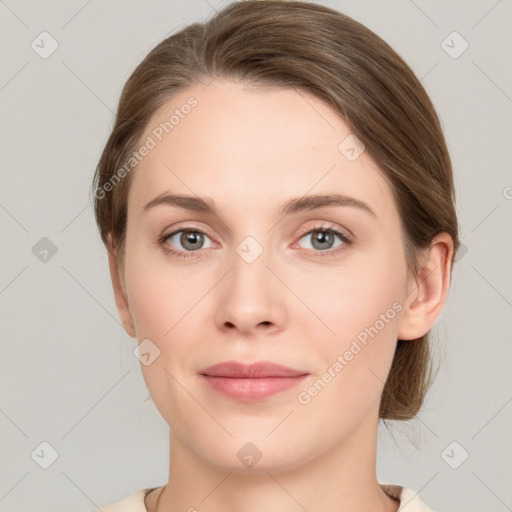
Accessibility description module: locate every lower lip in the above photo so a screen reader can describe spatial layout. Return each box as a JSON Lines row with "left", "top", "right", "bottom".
{"left": 200, "top": 375, "right": 308, "bottom": 401}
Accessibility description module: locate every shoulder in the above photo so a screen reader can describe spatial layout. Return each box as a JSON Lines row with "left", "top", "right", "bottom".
{"left": 379, "top": 483, "right": 436, "bottom": 512}
{"left": 91, "top": 488, "right": 157, "bottom": 512}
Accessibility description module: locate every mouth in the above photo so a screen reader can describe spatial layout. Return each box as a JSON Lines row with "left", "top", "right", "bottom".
{"left": 199, "top": 361, "right": 309, "bottom": 401}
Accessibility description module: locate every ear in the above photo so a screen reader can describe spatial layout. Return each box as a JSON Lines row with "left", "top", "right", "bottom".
{"left": 107, "top": 236, "right": 136, "bottom": 338}
{"left": 397, "top": 232, "right": 454, "bottom": 340}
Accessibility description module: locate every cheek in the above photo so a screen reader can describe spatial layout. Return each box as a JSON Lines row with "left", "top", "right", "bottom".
{"left": 299, "top": 247, "right": 408, "bottom": 398}
{"left": 123, "top": 248, "right": 208, "bottom": 423}
{"left": 123, "top": 243, "right": 212, "bottom": 383}
{"left": 123, "top": 238, "right": 200, "bottom": 337}
{"left": 306, "top": 250, "right": 407, "bottom": 342}
{"left": 294, "top": 278, "right": 404, "bottom": 435}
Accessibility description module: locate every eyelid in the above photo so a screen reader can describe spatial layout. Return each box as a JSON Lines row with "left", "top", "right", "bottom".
{"left": 294, "top": 221, "right": 352, "bottom": 243}
{"left": 160, "top": 221, "right": 214, "bottom": 240}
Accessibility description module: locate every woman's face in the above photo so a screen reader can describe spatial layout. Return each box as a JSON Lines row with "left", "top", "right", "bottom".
{"left": 117, "top": 79, "right": 414, "bottom": 471}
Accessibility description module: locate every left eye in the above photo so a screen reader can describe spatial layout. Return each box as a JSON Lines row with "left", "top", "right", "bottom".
{"left": 296, "top": 226, "right": 350, "bottom": 253}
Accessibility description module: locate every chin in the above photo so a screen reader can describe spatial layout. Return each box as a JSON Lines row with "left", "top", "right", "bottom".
{"left": 194, "top": 437, "right": 311, "bottom": 475}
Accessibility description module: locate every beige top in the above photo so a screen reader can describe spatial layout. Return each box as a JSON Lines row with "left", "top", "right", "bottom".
{"left": 93, "top": 483, "right": 435, "bottom": 511}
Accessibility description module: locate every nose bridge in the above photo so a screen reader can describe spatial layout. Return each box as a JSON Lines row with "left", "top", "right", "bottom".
{"left": 228, "top": 232, "right": 272, "bottom": 294}
{"left": 235, "top": 234, "right": 266, "bottom": 267}
{"left": 214, "top": 229, "right": 285, "bottom": 334}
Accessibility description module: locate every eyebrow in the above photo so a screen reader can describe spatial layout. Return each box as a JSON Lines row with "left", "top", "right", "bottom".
{"left": 143, "top": 192, "right": 376, "bottom": 219}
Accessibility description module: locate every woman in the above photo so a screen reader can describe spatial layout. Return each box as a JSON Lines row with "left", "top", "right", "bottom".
{"left": 90, "top": 1, "right": 459, "bottom": 510}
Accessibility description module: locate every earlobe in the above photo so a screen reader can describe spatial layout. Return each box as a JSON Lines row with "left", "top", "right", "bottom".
{"left": 397, "top": 233, "right": 454, "bottom": 341}
{"left": 107, "top": 238, "right": 136, "bottom": 338}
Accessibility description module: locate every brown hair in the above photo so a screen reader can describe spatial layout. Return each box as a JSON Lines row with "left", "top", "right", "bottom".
{"left": 90, "top": 0, "right": 459, "bottom": 420}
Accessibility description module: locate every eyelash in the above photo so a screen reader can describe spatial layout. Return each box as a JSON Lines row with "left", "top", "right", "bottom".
{"left": 157, "top": 223, "right": 352, "bottom": 260}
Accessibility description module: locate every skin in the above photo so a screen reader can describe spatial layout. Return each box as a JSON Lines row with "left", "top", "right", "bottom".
{"left": 107, "top": 79, "right": 453, "bottom": 512}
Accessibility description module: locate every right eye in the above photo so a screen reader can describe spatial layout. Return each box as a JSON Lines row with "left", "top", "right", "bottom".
{"left": 159, "top": 227, "right": 215, "bottom": 259}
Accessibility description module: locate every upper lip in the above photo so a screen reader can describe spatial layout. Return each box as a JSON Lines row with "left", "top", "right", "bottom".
{"left": 200, "top": 361, "right": 308, "bottom": 378}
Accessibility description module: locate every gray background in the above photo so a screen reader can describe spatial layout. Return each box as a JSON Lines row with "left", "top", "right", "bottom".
{"left": 0, "top": 1, "right": 511, "bottom": 511}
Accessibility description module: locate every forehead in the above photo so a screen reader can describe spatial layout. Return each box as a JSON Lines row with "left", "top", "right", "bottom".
{"left": 127, "top": 79, "right": 394, "bottom": 219}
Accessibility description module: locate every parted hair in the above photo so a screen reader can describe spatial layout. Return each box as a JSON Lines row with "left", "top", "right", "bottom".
{"left": 91, "top": 0, "right": 459, "bottom": 420}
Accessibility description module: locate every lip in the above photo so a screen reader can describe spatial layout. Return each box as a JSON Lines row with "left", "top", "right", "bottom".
{"left": 199, "top": 361, "right": 309, "bottom": 401}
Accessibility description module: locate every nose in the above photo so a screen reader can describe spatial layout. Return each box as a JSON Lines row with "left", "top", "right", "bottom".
{"left": 214, "top": 240, "right": 287, "bottom": 337}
